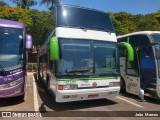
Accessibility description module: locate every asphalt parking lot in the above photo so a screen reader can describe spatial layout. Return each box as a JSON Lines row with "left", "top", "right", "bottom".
{"left": 0, "top": 72, "right": 160, "bottom": 120}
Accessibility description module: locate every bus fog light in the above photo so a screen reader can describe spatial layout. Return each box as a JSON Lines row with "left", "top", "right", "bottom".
{"left": 63, "top": 95, "right": 70, "bottom": 98}
{"left": 107, "top": 91, "right": 118, "bottom": 95}
{"left": 15, "top": 88, "right": 21, "bottom": 93}
{"left": 0, "top": 84, "right": 6, "bottom": 89}
{"left": 70, "top": 95, "right": 77, "bottom": 98}
{"left": 63, "top": 95, "right": 77, "bottom": 99}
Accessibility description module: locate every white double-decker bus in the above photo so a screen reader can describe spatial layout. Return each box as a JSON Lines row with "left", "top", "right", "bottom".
{"left": 37, "top": 4, "right": 120, "bottom": 102}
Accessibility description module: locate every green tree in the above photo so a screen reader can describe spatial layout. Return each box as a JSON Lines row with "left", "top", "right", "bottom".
{"left": 40, "top": 0, "right": 59, "bottom": 10}
{"left": 0, "top": 6, "right": 31, "bottom": 26}
{"left": 108, "top": 12, "right": 128, "bottom": 35}
{"left": 28, "top": 9, "right": 54, "bottom": 49}
{"left": 0, "top": 0, "right": 8, "bottom": 7}
{"left": 137, "top": 14, "right": 160, "bottom": 31}
{"left": 114, "top": 12, "right": 137, "bottom": 34}
{"left": 10, "top": 0, "right": 37, "bottom": 9}
{"left": 0, "top": 6, "right": 54, "bottom": 50}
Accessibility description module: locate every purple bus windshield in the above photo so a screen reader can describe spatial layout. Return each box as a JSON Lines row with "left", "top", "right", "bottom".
{"left": 0, "top": 27, "right": 23, "bottom": 68}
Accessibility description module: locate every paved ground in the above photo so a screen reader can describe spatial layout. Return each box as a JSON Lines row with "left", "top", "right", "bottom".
{"left": 0, "top": 72, "right": 160, "bottom": 120}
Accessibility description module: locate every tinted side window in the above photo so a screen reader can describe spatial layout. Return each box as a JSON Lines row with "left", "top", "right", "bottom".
{"left": 129, "top": 35, "right": 150, "bottom": 47}
{"left": 126, "top": 35, "right": 151, "bottom": 76}
{"left": 117, "top": 37, "right": 128, "bottom": 57}
{"left": 117, "top": 37, "right": 127, "bottom": 43}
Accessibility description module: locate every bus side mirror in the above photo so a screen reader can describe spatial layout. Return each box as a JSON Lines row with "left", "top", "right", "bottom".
{"left": 50, "top": 36, "right": 59, "bottom": 61}
{"left": 26, "top": 34, "right": 32, "bottom": 50}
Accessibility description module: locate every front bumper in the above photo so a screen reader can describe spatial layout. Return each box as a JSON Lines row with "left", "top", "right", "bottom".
{"left": 55, "top": 87, "right": 120, "bottom": 103}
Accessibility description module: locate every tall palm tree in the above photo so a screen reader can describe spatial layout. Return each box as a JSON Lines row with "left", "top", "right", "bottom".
{"left": 10, "top": 0, "right": 37, "bottom": 9}
{"left": 0, "top": 1, "right": 9, "bottom": 7}
{"left": 40, "top": 0, "right": 60, "bottom": 10}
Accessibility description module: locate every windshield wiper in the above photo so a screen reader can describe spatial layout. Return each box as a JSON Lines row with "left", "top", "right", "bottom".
{"left": 66, "top": 68, "right": 92, "bottom": 75}
{"left": 90, "top": 26, "right": 111, "bottom": 34}
{"left": 0, "top": 64, "right": 5, "bottom": 72}
{"left": 0, "top": 64, "right": 9, "bottom": 75}
{"left": 65, "top": 25, "right": 88, "bottom": 31}
{"left": 0, "top": 64, "right": 18, "bottom": 82}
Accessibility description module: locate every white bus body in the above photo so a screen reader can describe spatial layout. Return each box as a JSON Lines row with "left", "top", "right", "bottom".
{"left": 38, "top": 5, "right": 120, "bottom": 102}
{"left": 117, "top": 31, "right": 160, "bottom": 100}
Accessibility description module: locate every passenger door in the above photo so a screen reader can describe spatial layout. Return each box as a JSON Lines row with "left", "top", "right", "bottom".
{"left": 125, "top": 60, "right": 140, "bottom": 95}
{"left": 125, "top": 35, "right": 142, "bottom": 95}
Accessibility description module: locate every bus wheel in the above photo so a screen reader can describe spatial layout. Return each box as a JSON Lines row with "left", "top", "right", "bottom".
{"left": 46, "top": 75, "right": 50, "bottom": 90}
{"left": 16, "top": 94, "right": 25, "bottom": 101}
{"left": 120, "top": 77, "right": 126, "bottom": 93}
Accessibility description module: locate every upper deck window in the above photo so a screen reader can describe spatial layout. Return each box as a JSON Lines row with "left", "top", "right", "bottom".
{"left": 56, "top": 5, "right": 115, "bottom": 32}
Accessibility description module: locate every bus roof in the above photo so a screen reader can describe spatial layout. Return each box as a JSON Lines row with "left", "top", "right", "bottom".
{"left": 117, "top": 31, "right": 160, "bottom": 39}
{"left": 0, "top": 19, "right": 25, "bottom": 29}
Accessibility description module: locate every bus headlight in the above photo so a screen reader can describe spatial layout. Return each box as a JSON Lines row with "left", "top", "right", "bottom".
{"left": 0, "top": 78, "right": 24, "bottom": 89}
{"left": 109, "top": 82, "right": 120, "bottom": 87}
{"left": 58, "top": 84, "right": 78, "bottom": 90}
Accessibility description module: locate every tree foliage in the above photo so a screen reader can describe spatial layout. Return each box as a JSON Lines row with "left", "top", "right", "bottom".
{"left": 1, "top": 5, "right": 160, "bottom": 47}
{"left": 40, "top": 0, "right": 59, "bottom": 10}
{"left": 10, "top": 0, "right": 37, "bottom": 9}
{"left": 0, "top": 6, "right": 54, "bottom": 48}
{"left": 0, "top": 1, "right": 9, "bottom": 7}
{"left": 109, "top": 11, "right": 160, "bottom": 35}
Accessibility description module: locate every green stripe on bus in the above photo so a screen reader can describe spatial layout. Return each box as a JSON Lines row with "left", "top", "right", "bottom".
{"left": 58, "top": 77, "right": 120, "bottom": 81}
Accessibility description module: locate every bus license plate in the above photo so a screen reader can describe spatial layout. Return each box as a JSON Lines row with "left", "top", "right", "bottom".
{"left": 88, "top": 94, "right": 99, "bottom": 98}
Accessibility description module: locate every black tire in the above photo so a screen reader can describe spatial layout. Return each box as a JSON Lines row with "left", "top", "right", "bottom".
{"left": 46, "top": 75, "right": 50, "bottom": 90}
{"left": 120, "top": 77, "right": 126, "bottom": 93}
{"left": 16, "top": 94, "right": 25, "bottom": 101}
{"left": 38, "top": 73, "right": 41, "bottom": 80}
{"left": 34, "top": 73, "right": 37, "bottom": 81}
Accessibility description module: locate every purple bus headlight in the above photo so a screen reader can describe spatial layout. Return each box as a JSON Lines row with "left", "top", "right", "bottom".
{"left": 0, "top": 78, "right": 24, "bottom": 89}
{"left": 26, "top": 34, "right": 32, "bottom": 50}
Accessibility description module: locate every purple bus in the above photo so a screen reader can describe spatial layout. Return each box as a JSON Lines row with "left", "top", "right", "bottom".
{"left": 0, "top": 19, "right": 32, "bottom": 100}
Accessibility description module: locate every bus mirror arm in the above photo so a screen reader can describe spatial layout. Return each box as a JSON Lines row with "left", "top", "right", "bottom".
{"left": 117, "top": 42, "right": 134, "bottom": 61}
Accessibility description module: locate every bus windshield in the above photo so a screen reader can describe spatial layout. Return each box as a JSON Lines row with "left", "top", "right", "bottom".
{"left": 151, "top": 33, "right": 160, "bottom": 60}
{"left": 0, "top": 27, "right": 23, "bottom": 69}
{"left": 57, "top": 39, "right": 117, "bottom": 76}
{"left": 151, "top": 33, "right": 160, "bottom": 77}
{"left": 56, "top": 5, "right": 114, "bottom": 32}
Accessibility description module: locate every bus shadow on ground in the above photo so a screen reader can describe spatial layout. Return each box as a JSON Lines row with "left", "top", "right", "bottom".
{"left": 33, "top": 73, "right": 118, "bottom": 112}
{"left": 119, "top": 92, "right": 160, "bottom": 105}
{"left": 0, "top": 97, "right": 24, "bottom": 107}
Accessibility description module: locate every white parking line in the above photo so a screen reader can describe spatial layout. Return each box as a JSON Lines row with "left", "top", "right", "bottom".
{"left": 24, "top": 77, "right": 28, "bottom": 100}
{"left": 116, "top": 96, "right": 144, "bottom": 108}
{"left": 33, "top": 76, "right": 40, "bottom": 111}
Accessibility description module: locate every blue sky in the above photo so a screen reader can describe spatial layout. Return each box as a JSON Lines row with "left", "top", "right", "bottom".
{"left": 3, "top": 0, "right": 160, "bottom": 15}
